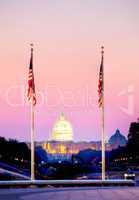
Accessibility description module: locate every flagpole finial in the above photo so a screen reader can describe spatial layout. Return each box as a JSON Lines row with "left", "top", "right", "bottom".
{"left": 101, "top": 46, "right": 104, "bottom": 56}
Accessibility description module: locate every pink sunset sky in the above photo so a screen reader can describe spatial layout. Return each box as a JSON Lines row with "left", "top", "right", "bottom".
{"left": 0, "top": 0, "right": 139, "bottom": 141}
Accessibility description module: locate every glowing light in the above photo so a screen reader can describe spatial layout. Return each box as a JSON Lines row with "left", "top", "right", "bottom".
{"left": 52, "top": 113, "right": 73, "bottom": 142}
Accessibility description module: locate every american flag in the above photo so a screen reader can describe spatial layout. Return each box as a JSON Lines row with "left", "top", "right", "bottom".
{"left": 27, "top": 45, "right": 36, "bottom": 106}
{"left": 98, "top": 47, "right": 104, "bottom": 108}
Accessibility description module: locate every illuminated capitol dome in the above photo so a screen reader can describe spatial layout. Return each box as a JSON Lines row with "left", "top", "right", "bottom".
{"left": 52, "top": 113, "right": 73, "bottom": 142}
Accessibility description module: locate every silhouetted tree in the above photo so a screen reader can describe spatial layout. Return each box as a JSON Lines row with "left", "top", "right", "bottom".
{"left": 127, "top": 120, "right": 139, "bottom": 161}
{"left": 0, "top": 137, "right": 30, "bottom": 168}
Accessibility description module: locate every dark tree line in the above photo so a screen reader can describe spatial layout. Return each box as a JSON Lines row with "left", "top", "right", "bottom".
{"left": 0, "top": 137, "right": 30, "bottom": 169}
{"left": 127, "top": 121, "right": 139, "bottom": 158}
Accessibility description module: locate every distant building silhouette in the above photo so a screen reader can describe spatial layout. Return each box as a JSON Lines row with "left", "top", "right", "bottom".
{"left": 108, "top": 129, "right": 127, "bottom": 149}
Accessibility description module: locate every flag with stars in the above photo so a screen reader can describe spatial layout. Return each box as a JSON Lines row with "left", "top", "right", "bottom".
{"left": 27, "top": 45, "right": 36, "bottom": 106}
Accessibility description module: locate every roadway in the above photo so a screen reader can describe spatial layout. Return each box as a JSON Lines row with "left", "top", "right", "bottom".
{"left": 0, "top": 187, "right": 139, "bottom": 200}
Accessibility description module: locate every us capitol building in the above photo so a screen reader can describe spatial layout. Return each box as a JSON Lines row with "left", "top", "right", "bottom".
{"left": 51, "top": 112, "right": 73, "bottom": 142}
{"left": 38, "top": 113, "right": 126, "bottom": 158}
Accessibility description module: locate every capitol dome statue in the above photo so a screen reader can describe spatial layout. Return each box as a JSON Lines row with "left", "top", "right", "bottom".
{"left": 52, "top": 113, "right": 73, "bottom": 142}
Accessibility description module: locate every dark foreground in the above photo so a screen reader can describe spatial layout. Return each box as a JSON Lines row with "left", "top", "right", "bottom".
{"left": 0, "top": 187, "right": 139, "bottom": 200}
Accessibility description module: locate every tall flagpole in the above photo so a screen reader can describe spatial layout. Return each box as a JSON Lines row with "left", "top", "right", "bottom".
{"left": 101, "top": 46, "right": 105, "bottom": 180}
{"left": 31, "top": 101, "right": 35, "bottom": 180}
{"left": 30, "top": 44, "right": 35, "bottom": 181}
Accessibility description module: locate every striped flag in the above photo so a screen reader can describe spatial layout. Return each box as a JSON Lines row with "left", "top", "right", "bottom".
{"left": 98, "top": 47, "right": 104, "bottom": 108}
{"left": 27, "top": 45, "right": 36, "bottom": 106}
